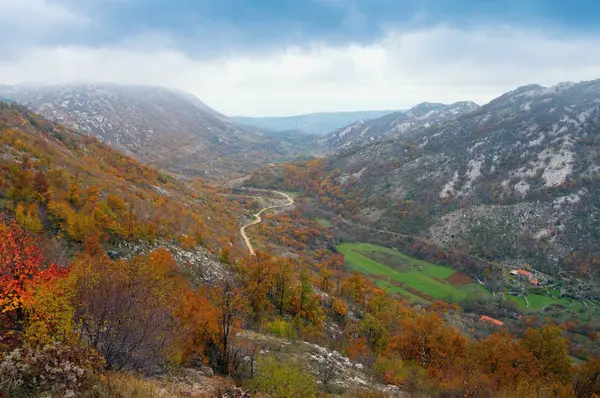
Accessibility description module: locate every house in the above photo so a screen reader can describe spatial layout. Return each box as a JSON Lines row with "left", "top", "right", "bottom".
{"left": 516, "top": 269, "right": 533, "bottom": 281}
{"left": 479, "top": 315, "right": 504, "bottom": 327}
{"left": 531, "top": 278, "right": 539, "bottom": 286}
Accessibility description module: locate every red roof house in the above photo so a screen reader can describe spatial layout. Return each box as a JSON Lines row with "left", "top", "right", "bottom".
{"left": 479, "top": 315, "right": 504, "bottom": 327}
{"left": 517, "top": 269, "right": 533, "bottom": 281}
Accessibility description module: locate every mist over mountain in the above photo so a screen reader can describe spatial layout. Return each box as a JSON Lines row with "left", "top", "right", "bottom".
{"left": 232, "top": 109, "right": 398, "bottom": 135}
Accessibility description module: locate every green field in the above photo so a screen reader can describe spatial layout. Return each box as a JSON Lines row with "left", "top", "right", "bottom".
{"left": 337, "top": 242, "right": 490, "bottom": 303}
{"left": 511, "top": 294, "right": 572, "bottom": 310}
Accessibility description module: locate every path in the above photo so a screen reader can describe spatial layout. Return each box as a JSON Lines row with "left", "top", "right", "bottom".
{"left": 240, "top": 189, "right": 294, "bottom": 255}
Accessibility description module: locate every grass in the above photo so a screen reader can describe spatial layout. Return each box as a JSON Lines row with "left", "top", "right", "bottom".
{"left": 337, "top": 242, "right": 490, "bottom": 303}
{"left": 510, "top": 294, "right": 573, "bottom": 310}
{"left": 314, "top": 218, "right": 332, "bottom": 227}
{"left": 375, "top": 279, "right": 430, "bottom": 303}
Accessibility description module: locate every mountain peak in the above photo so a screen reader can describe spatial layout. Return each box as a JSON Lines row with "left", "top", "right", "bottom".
{"left": 406, "top": 102, "right": 447, "bottom": 118}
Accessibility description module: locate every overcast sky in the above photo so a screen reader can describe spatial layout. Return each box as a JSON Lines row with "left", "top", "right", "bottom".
{"left": 1, "top": 0, "right": 600, "bottom": 116}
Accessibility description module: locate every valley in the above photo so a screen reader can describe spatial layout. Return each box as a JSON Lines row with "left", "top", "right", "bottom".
{"left": 5, "top": 1, "right": 600, "bottom": 396}
{"left": 4, "top": 78, "right": 600, "bottom": 397}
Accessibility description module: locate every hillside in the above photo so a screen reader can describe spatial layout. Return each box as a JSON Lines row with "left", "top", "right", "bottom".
{"left": 0, "top": 84, "right": 306, "bottom": 178}
{"left": 0, "top": 101, "right": 252, "bottom": 260}
{"left": 232, "top": 109, "right": 397, "bottom": 135}
{"left": 247, "top": 79, "right": 600, "bottom": 281}
{"left": 322, "top": 101, "right": 479, "bottom": 150}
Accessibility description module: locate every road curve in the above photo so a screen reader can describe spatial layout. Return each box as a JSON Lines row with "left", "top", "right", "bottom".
{"left": 240, "top": 190, "right": 294, "bottom": 256}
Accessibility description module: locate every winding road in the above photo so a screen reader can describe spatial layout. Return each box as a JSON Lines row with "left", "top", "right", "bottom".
{"left": 240, "top": 190, "right": 294, "bottom": 256}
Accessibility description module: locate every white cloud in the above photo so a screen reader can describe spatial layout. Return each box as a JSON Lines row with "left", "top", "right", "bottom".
{"left": 1, "top": 25, "right": 600, "bottom": 116}
{"left": 0, "top": 0, "right": 89, "bottom": 32}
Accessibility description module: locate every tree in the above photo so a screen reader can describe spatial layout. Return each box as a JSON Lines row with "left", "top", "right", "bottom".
{"left": 573, "top": 357, "right": 600, "bottom": 398}
{"left": 387, "top": 311, "right": 467, "bottom": 374}
{"left": 0, "top": 217, "right": 61, "bottom": 334}
{"left": 172, "top": 286, "right": 219, "bottom": 367}
{"left": 469, "top": 330, "right": 541, "bottom": 393}
{"left": 521, "top": 324, "right": 572, "bottom": 383}
{"left": 209, "top": 279, "right": 248, "bottom": 374}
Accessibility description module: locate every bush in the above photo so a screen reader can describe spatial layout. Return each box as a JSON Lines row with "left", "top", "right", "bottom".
{"left": 251, "top": 355, "right": 317, "bottom": 398}
{"left": 264, "top": 318, "right": 298, "bottom": 340}
{"left": 0, "top": 341, "right": 103, "bottom": 397}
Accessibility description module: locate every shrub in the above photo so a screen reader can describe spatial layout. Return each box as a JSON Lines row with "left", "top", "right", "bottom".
{"left": 251, "top": 355, "right": 317, "bottom": 398}
{"left": 69, "top": 249, "right": 181, "bottom": 372}
{"left": 0, "top": 341, "right": 103, "bottom": 397}
{"left": 263, "top": 318, "right": 298, "bottom": 340}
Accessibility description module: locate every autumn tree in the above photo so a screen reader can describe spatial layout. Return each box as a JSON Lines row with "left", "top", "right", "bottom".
{"left": 386, "top": 311, "right": 467, "bottom": 375}
{"left": 573, "top": 357, "right": 600, "bottom": 398}
{"left": 469, "top": 330, "right": 541, "bottom": 394}
{"left": 208, "top": 279, "right": 248, "bottom": 374}
{"left": 172, "top": 286, "right": 219, "bottom": 367}
{"left": 521, "top": 323, "right": 572, "bottom": 383}
{"left": 0, "top": 217, "right": 61, "bottom": 335}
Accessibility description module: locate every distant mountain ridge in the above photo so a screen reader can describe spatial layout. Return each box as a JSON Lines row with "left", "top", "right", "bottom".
{"left": 232, "top": 110, "right": 398, "bottom": 135}
{"left": 321, "top": 100, "right": 480, "bottom": 150}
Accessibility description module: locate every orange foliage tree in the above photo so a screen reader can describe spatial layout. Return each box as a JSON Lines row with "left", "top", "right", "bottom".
{"left": 0, "top": 216, "right": 63, "bottom": 334}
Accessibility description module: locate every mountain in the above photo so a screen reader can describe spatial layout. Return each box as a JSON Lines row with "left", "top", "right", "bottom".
{"left": 248, "top": 79, "right": 600, "bottom": 278}
{"left": 232, "top": 110, "right": 397, "bottom": 135}
{"left": 322, "top": 101, "right": 480, "bottom": 150}
{"left": 0, "top": 83, "right": 287, "bottom": 178}
{"left": 0, "top": 100, "right": 256, "bottom": 259}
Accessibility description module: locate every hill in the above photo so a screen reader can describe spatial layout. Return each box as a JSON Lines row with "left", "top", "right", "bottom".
{"left": 247, "top": 79, "right": 600, "bottom": 282}
{"left": 0, "top": 84, "right": 305, "bottom": 179}
{"left": 232, "top": 109, "right": 397, "bottom": 135}
{"left": 0, "top": 100, "right": 250, "bottom": 259}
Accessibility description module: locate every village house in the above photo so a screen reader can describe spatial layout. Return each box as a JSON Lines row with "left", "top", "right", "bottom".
{"left": 516, "top": 269, "right": 533, "bottom": 281}
{"left": 511, "top": 269, "right": 540, "bottom": 285}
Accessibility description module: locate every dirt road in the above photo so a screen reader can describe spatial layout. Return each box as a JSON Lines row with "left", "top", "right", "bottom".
{"left": 240, "top": 190, "right": 294, "bottom": 255}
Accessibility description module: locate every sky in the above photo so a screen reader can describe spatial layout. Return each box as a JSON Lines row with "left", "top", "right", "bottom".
{"left": 1, "top": 0, "right": 600, "bottom": 116}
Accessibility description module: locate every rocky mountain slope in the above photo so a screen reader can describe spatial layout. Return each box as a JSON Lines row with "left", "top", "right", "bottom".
{"left": 253, "top": 79, "right": 600, "bottom": 277}
{"left": 232, "top": 109, "right": 397, "bottom": 135}
{"left": 0, "top": 84, "right": 297, "bottom": 178}
{"left": 322, "top": 101, "right": 479, "bottom": 150}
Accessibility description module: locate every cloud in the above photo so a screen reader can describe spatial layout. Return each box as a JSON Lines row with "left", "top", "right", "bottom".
{"left": 1, "top": 25, "right": 600, "bottom": 116}
{"left": 0, "top": 0, "right": 90, "bottom": 54}
{"left": 0, "top": 0, "right": 89, "bottom": 31}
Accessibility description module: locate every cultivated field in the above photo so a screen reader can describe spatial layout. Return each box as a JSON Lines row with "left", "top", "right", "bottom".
{"left": 337, "top": 242, "right": 490, "bottom": 303}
